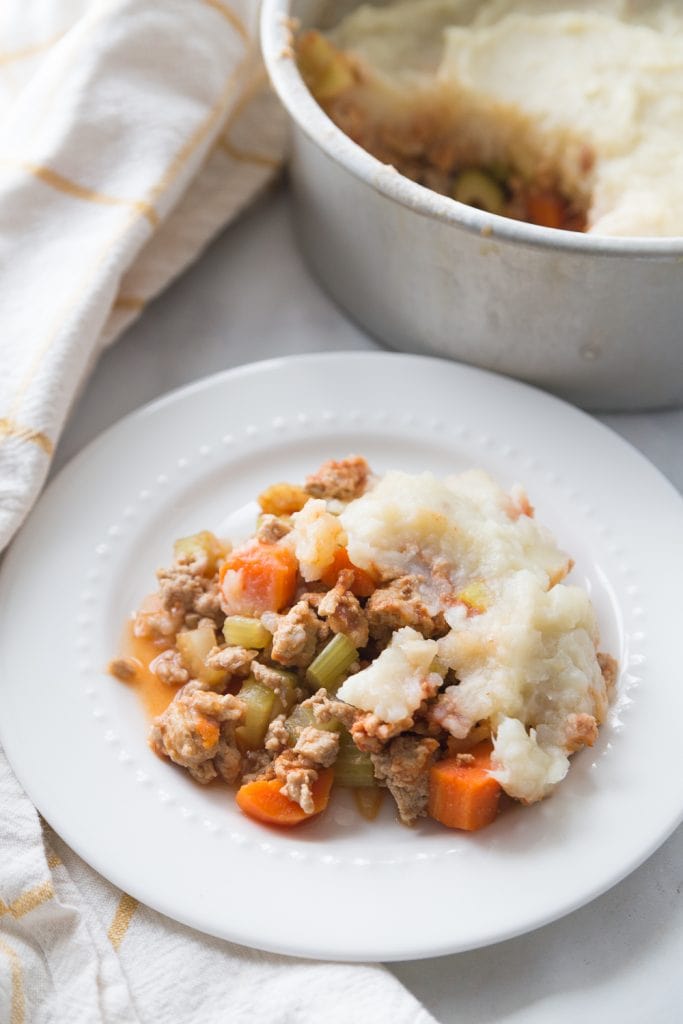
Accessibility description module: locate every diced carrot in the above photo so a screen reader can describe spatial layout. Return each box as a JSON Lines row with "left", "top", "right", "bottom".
{"left": 219, "top": 539, "right": 298, "bottom": 616}
{"left": 195, "top": 716, "right": 220, "bottom": 750}
{"left": 320, "top": 546, "right": 377, "bottom": 598}
{"left": 235, "top": 768, "right": 334, "bottom": 827}
{"left": 527, "top": 191, "right": 565, "bottom": 230}
{"left": 428, "top": 741, "right": 501, "bottom": 831}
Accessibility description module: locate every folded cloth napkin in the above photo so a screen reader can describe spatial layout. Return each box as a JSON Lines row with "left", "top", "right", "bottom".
{"left": 0, "top": 763, "right": 437, "bottom": 1024}
{"left": 0, "top": 3, "right": 438, "bottom": 1021}
{"left": 0, "top": 0, "right": 286, "bottom": 551}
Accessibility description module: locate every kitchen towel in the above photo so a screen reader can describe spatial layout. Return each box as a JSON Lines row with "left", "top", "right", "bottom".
{"left": 0, "top": 760, "right": 437, "bottom": 1024}
{"left": 0, "top": 0, "right": 285, "bottom": 552}
{"left": 0, "top": 2, "right": 438, "bottom": 1021}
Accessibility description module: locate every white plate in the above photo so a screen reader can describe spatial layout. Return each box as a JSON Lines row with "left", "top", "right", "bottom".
{"left": 1, "top": 352, "right": 682, "bottom": 962}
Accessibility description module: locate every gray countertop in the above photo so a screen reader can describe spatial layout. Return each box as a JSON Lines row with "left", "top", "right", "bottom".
{"left": 56, "top": 183, "right": 683, "bottom": 1024}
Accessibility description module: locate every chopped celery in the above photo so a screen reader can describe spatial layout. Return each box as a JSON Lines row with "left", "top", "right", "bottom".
{"left": 223, "top": 615, "right": 271, "bottom": 649}
{"left": 173, "top": 530, "right": 226, "bottom": 575}
{"left": 455, "top": 581, "right": 489, "bottom": 615}
{"left": 269, "top": 669, "right": 299, "bottom": 717}
{"left": 297, "top": 31, "right": 355, "bottom": 102}
{"left": 353, "top": 788, "right": 384, "bottom": 821}
{"left": 235, "top": 676, "right": 277, "bottom": 751}
{"left": 284, "top": 704, "right": 340, "bottom": 745}
{"left": 306, "top": 634, "right": 357, "bottom": 691}
{"left": 452, "top": 169, "right": 505, "bottom": 215}
{"left": 176, "top": 625, "right": 225, "bottom": 688}
{"left": 334, "top": 730, "right": 376, "bottom": 788}
{"left": 284, "top": 705, "right": 314, "bottom": 745}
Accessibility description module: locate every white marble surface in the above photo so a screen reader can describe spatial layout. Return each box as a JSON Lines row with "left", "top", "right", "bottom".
{"left": 57, "top": 183, "right": 683, "bottom": 1024}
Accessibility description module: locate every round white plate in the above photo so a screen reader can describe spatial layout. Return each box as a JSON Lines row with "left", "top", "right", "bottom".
{"left": 1, "top": 352, "right": 682, "bottom": 962}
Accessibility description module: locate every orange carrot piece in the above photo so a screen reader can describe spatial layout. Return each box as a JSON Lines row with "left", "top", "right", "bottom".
{"left": 428, "top": 741, "right": 502, "bottom": 831}
{"left": 527, "top": 192, "right": 565, "bottom": 230}
{"left": 320, "top": 547, "right": 377, "bottom": 598}
{"left": 219, "top": 540, "right": 298, "bottom": 615}
{"left": 195, "top": 716, "right": 220, "bottom": 750}
{"left": 235, "top": 768, "right": 334, "bottom": 827}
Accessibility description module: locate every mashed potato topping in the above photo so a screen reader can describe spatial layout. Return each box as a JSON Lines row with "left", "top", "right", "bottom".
{"left": 338, "top": 626, "right": 440, "bottom": 723}
{"left": 340, "top": 469, "right": 569, "bottom": 593}
{"left": 338, "top": 468, "right": 610, "bottom": 804}
{"left": 289, "top": 497, "right": 345, "bottom": 581}
{"left": 313, "top": 0, "right": 683, "bottom": 236}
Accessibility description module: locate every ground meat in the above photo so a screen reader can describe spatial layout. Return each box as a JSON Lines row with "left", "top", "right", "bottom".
{"left": 205, "top": 645, "right": 257, "bottom": 678}
{"left": 150, "top": 649, "right": 189, "bottom": 686}
{"left": 240, "top": 748, "right": 274, "bottom": 784}
{"left": 428, "top": 688, "right": 470, "bottom": 738}
{"left": 213, "top": 736, "right": 242, "bottom": 784}
{"left": 564, "top": 712, "right": 599, "bottom": 753}
{"left": 108, "top": 657, "right": 139, "bottom": 682}
{"left": 192, "top": 579, "right": 224, "bottom": 621}
{"left": 317, "top": 569, "right": 369, "bottom": 648}
{"left": 157, "top": 567, "right": 206, "bottom": 613}
{"left": 264, "top": 714, "right": 291, "bottom": 755}
{"left": 410, "top": 699, "right": 445, "bottom": 738}
{"left": 351, "top": 712, "right": 414, "bottom": 753}
{"left": 304, "top": 455, "right": 370, "bottom": 502}
{"left": 302, "top": 688, "right": 357, "bottom": 730}
{"left": 251, "top": 660, "right": 304, "bottom": 706}
{"left": 294, "top": 726, "right": 339, "bottom": 767}
{"left": 272, "top": 750, "right": 320, "bottom": 814}
{"left": 256, "top": 514, "right": 292, "bottom": 544}
{"left": 149, "top": 682, "right": 244, "bottom": 784}
{"left": 597, "top": 652, "right": 618, "bottom": 693}
{"left": 134, "top": 604, "right": 184, "bottom": 639}
{"left": 296, "top": 588, "right": 328, "bottom": 610}
{"left": 371, "top": 736, "right": 439, "bottom": 825}
{"left": 155, "top": 565, "right": 223, "bottom": 630}
{"left": 366, "top": 576, "right": 448, "bottom": 641}
{"left": 266, "top": 600, "right": 328, "bottom": 668}
{"left": 252, "top": 725, "right": 341, "bottom": 813}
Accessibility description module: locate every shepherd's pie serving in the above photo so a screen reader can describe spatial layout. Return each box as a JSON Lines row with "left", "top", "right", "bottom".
{"left": 111, "top": 457, "right": 617, "bottom": 831}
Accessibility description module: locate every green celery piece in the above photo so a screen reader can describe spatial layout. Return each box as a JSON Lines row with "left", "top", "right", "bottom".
{"left": 306, "top": 634, "right": 357, "bottom": 691}
{"left": 269, "top": 669, "right": 299, "bottom": 717}
{"left": 451, "top": 169, "right": 505, "bottom": 215}
{"left": 223, "top": 615, "right": 271, "bottom": 649}
{"left": 334, "top": 730, "right": 375, "bottom": 788}
{"left": 284, "top": 704, "right": 340, "bottom": 745}
{"left": 176, "top": 625, "right": 225, "bottom": 688}
{"left": 235, "top": 677, "right": 276, "bottom": 751}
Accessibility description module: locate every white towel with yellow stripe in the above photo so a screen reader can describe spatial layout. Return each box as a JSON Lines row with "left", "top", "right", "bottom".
{"left": 0, "top": 771, "right": 438, "bottom": 1024}
{"left": 0, "top": 0, "right": 285, "bottom": 552}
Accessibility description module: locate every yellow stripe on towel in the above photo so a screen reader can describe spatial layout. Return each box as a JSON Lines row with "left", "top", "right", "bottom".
{"left": 108, "top": 893, "right": 138, "bottom": 950}
{"left": 0, "top": 418, "right": 53, "bottom": 456}
{"left": 0, "top": 31, "right": 66, "bottom": 68}
{"left": 0, "top": 159, "right": 159, "bottom": 227}
{"left": 0, "top": 939, "right": 25, "bottom": 1024}
{"left": 202, "top": 0, "right": 249, "bottom": 40}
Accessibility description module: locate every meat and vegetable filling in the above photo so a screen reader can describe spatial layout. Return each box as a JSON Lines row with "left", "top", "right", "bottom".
{"left": 294, "top": 0, "right": 683, "bottom": 237}
{"left": 296, "top": 30, "right": 588, "bottom": 231}
{"left": 112, "top": 456, "right": 617, "bottom": 832}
